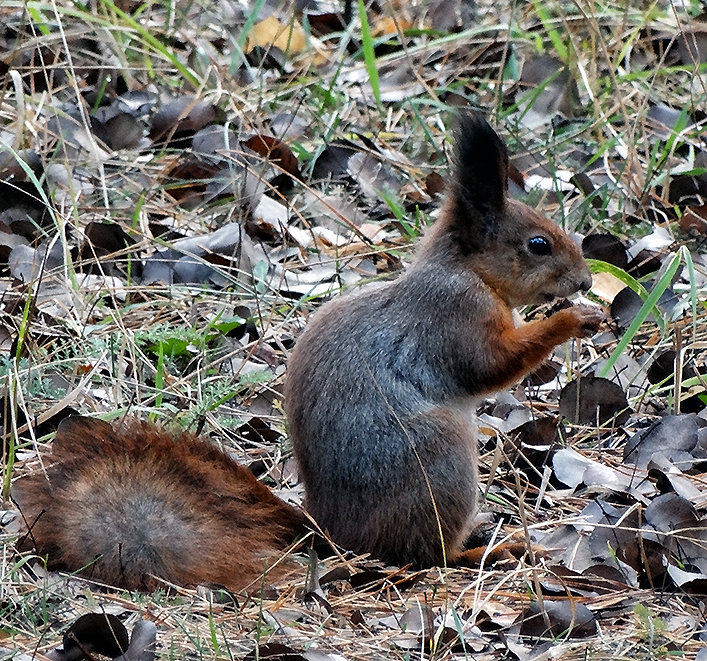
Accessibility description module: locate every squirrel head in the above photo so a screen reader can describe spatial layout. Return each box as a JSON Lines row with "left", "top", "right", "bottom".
{"left": 439, "top": 111, "right": 592, "bottom": 308}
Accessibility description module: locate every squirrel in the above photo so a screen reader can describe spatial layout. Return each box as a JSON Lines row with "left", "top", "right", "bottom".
{"left": 12, "top": 112, "right": 603, "bottom": 591}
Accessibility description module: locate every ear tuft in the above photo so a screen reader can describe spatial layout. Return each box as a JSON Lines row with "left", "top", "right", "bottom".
{"left": 451, "top": 111, "right": 509, "bottom": 215}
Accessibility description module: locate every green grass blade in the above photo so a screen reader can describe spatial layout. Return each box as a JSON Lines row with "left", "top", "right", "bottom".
{"left": 529, "top": 1, "right": 568, "bottom": 60}
{"left": 235, "top": 0, "right": 267, "bottom": 53}
{"left": 586, "top": 258, "right": 664, "bottom": 332}
{"left": 678, "top": 246, "right": 698, "bottom": 340}
{"left": 599, "top": 251, "right": 683, "bottom": 378}
{"left": 358, "top": 0, "right": 381, "bottom": 107}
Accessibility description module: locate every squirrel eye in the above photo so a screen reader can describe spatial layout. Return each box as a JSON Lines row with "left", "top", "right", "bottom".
{"left": 528, "top": 236, "right": 552, "bottom": 256}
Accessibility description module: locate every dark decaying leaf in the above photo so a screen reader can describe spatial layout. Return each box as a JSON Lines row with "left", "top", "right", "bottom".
{"left": 149, "top": 96, "right": 226, "bottom": 148}
{"left": 63, "top": 613, "right": 129, "bottom": 659}
{"left": 677, "top": 24, "right": 707, "bottom": 63}
{"left": 644, "top": 494, "right": 707, "bottom": 579}
{"left": 514, "top": 599, "right": 597, "bottom": 639}
{"left": 506, "top": 417, "right": 563, "bottom": 487}
{"left": 310, "top": 139, "right": 362, "bottom": 183}
{"left": 238, "top": 416, "right": 282, "bottom": 447}
{"left": 310, "top": 135, "right": 401, "bottom": 207}
{"left": 9, "top": 241, "right": 64, "bottom": 283}
{"left": 648, "top": 456, "right": 703, "bottom": 501}
{"left": 645, "top": 493, "right": 698, "bottom": 538}
{"left": 680, "top": 205, "right": 707, "bottom": 236}
{"left": 581, "top": 233, "right": 628, "bottom": 268}
{"left": 626, "top": 249, "right": 665, "bottom": 278}
{"left": 515, "top": 54, "right": 580, "bottom": 123}
{"left": 559, "top": 376, "right": 630, "bottom": 426}
{"left": 305, "top": 11, "right": 348, "bottom": 37}
{"left": 394, "top": 605, "right": 473, "bottom": 654}
{"left": 90, "top": 94, "right": 150, "bottom": 151}
{"left": 318, "top": 566, "right": 351, "bottom": 586}
{"left": 0, "top": 178, "right": 51, "bottom": 239}
{"left": 140, "top": 222, "right": 263, "bottom": 286}
{"left": 609, "top": 283, "right": 678, "bottom": 329}
{"left": 669, "top": 151, "right": 707, "bottom": 205}
{"left": 569, "top": 172, "right": 601, "bottom": 207}
{"left": 541, "top": 565, "right": 632, "bottom": 597}
{"left": 645, "top": 349, "right": 698, "bottom": 385}
{"left": 542, "top": 500, "right": 639, "bottom": 584}
{"left": 7, "top": 42, "right": 67, "bottom": 92}
{"left": 665, "top": 564, "right": 707, "bottom": 593}
{"left": 101, "top": 113, "right": 144, "bottom": 151}
{"left": 509, "top": 416, "right": 562, "bottom": 451}
{"left": 425, "top": 171, "right": 445, "bottom": 198}
{"left": 347, "top": 150, "right": 401, "bottom": 201}
{"left": 623, "top": 414, "right": 706, "bottom": 468}
{"left": 584, "top": 504, "right": 646, "bottom": 578}
{"left": 191, "top": 124, "right": 239, "bottom": 159}
{"left": 609, "top": 288, "right": 645, "bottom": 330}
{"left": 523, "top": 359, "right": 562, "bottom": 386}
{"left": 546, "top": 486, "right": 707, "bottom": 593}
{"left": 646, "top": 103, "right": 694, "bottom": 135}
{"left": 244, "top": 643, "right": 307, "bottom": 661}
{"left": 245, "top": 45, "right": 287, "bottom": 72}
{"left": 163, "top": 158, "right": 221, "bottom": 208}
{"left": 80, "top": 221, "right": 140, "bottom": 277}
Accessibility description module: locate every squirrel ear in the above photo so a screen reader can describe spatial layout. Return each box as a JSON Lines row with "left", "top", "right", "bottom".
{"left": 450, "top": 111, "right": 508, "bottom": 216}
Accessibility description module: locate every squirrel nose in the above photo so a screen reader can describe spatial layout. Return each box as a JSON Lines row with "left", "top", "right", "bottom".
{"left": 579, "top": 276, "right": 592, "bottom": 293}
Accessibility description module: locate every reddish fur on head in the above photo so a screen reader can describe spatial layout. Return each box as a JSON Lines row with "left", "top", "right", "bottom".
{"left": 13, "top": 416, "right": 306, "bottom": 591}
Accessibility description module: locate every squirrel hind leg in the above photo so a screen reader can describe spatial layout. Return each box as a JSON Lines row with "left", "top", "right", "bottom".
{"left": 317, "top": 407, "right": 480, "bottom": 569}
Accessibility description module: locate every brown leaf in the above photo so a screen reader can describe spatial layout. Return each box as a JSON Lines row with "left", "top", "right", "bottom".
{"left": 244, "top": 643, "right": 306, "bottom": 661}
{"left": 680, "top": 205, "right": 707, "bottom": 236}
{"left": 425, "top": 171, "right": 445, "bottom": 198}
{"left": 243, "top": 134, "right": 301, "bottom": 178}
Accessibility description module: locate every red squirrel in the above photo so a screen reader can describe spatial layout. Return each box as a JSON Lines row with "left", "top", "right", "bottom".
{"left": 13, "top": 113, "right": 602, "bottom": 591}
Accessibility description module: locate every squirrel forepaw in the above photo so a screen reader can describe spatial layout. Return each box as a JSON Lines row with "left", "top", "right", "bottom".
{"left": 570, "top": 303, "right": 605, "bottom": 338}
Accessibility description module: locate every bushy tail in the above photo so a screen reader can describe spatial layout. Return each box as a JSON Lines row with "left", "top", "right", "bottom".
{"left": 13, "top": 416, "right": 307, "bottom": 591}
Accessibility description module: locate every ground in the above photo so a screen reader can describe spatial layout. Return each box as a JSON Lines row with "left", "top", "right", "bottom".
{"left": 1, "top": 0, "right": 707, "bottom": 659}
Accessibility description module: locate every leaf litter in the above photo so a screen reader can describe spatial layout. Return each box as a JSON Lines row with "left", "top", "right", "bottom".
{"left": 2, "top": 0, "right": 707, "bottom": 659}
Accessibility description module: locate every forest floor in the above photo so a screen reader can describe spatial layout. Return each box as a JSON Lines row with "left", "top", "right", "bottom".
{"left": 1, "top": 0, "right": 707, "bottom": 659}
